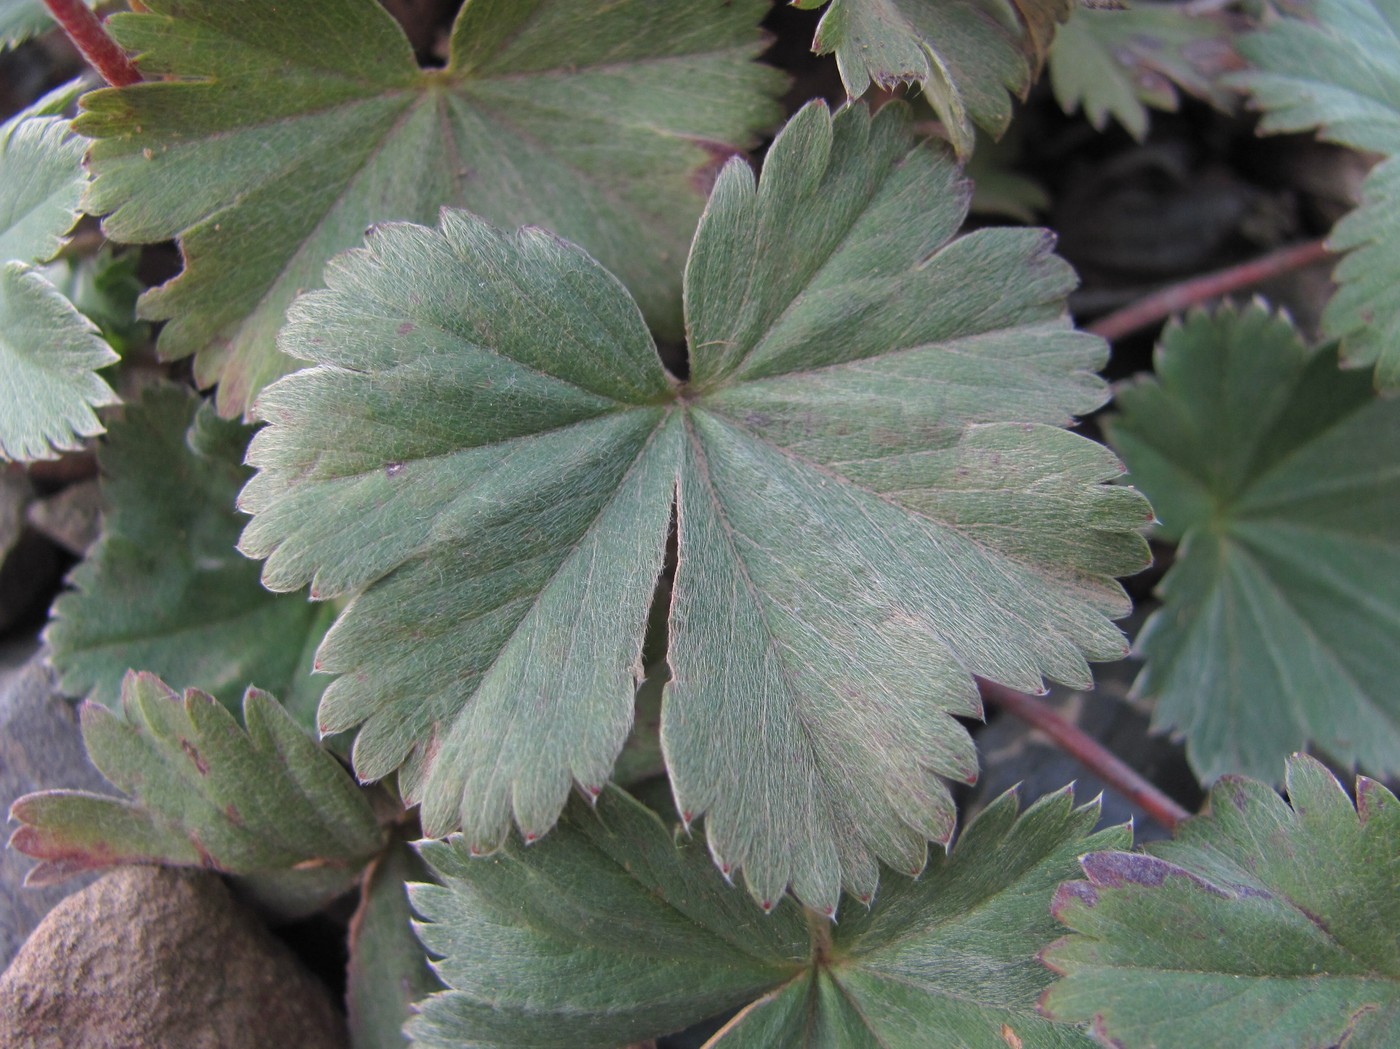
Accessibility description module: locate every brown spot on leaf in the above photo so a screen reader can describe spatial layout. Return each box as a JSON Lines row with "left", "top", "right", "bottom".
{"left": 180, "top": 739, "right": 209, "bottom": 775}
{"left": 1000, "top": 1024, "right": 1024, "bottom": 1049}
{"left": 385, "top": 462, "right": 405, "bottom": 477}
{"left": 188, "top": 831, "right": 216, "bottom": 869}
{"left": 9, "top": 826, "right": 130, "bottom": 883}
{"left": 1051, "top": 880, "right": 1099, "bottom": 917}
{"left": 224, "top": 804, "right": 244, "bottom": 827}
{"left": 396, "top": 321, "right": 414, "bottom": 335}
{"left": 687, "top": 138, "right": 744, "bottom": 196}
{"left": 1091, "top": 1015, "right": 1128, "bottom": 1049}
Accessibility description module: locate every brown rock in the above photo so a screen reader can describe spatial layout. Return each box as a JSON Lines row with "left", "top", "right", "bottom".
{"left": 0, "top": 866, "right": 346, "bottom": 1049}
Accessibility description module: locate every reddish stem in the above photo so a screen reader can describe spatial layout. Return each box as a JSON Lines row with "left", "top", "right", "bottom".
{"left": 977, "top": 678, "right": 1191, "bottom": 834}
{"left": 43, "top": 0, "right": 142, "bottom": 87}
{"left": 1085, "top": 239, "right": 1332, "bottom": 344}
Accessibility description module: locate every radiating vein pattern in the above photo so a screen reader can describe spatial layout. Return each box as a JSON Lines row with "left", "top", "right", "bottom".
{"left": 241, "top": 102, "right": 1151, "bottom": 911}
{"left": 77, "top": 0, "right": 784, "bottom": 414}
{"left": 1107, "top": 303, "right": 1400, "bottom": 781}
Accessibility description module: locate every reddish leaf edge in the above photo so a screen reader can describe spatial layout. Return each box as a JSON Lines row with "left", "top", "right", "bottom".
{"left": 7, "top": 669, "right": 384, "bottom": 887}
{"left": 1035, "top": 753, "right": 1391, "bottom": 997}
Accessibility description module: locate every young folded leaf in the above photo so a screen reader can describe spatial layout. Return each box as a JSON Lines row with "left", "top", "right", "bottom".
{"left": 1042, "top": 754, "right": 1400, "bottom": 1049}
{"left": 792, "top": 0, "right": 1074, "bottom": 156}
{"left": 75, "top": 0, "right": 785, "bottom": 416}
{"left": 0, "top": 80, "right": 119, "bottom": 461}
{"left": 47, "top": 384, "right": 333, "bottom": 724}
{"left": 409, "top": 785, "right": 1125, "bottom": 1048}
{"left": 347, "top": 838, "right": 443, "bottom": 1049}
{"left": 239, "top": 100, "right": 1150, "bottom": 913}
{"left": 1106, "top": 303, "right": 1400, "bottom": 782}
{"left": 1234, "top": 0, "right": 1400, "bottom": 388}
{"left": 8, "top": 671, "right": 385, "bottom": 893}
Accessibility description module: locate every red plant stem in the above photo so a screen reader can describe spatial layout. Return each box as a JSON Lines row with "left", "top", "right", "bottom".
{"left": 1085, "top": 239, "right": 1332, "bottom": 344}
{"left": 43, "top": 0, "right": 142, "bottom": 87}
{"left": 977, "top": 678, "right": 1191, "bottom": 834}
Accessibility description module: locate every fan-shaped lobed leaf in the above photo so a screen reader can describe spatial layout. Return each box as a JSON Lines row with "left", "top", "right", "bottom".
{"left": 8, "top": 671, "right": 385, "bottom": 893}
{"left": 409, "top": 784, "right": 1123, "bottom": 1048}
{"left": 240, "top": 100, "right": 1151, "bottom": 913}
{"left": 1048, "top": 4, "right": 1239, "bottom": 141}
{"left": 793, "top": 0, "right": 1074, "bottom": 155}
{"left": 0, "top": 81, "right": 119, "bottom": 461}
{"left": 1107, "top": 303, "right": 1400, "bottom": 782}
{"left": 1235, "top": 0, "right": 1400, "bottom": 387}
{"left": 47, "top": 384, "right": 334, "bottom": 723}
{"left": 75, "top": 0, "right": 786, "bottom": 416}
{"left": 1042, "top": 754, "right": 1400, "bottom": 1049}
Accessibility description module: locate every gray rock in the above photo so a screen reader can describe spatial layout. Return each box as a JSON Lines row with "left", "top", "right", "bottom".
{"left": 0, "top": 656, "right": 112, "bottom": 968}
{"left": 0, "top": 865, "right": 347, "bottom": 1049}
{"left": 26, "top": 479, "right": 101, "bottom": 556}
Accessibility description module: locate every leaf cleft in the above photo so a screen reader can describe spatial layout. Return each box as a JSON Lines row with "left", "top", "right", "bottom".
{"left": 240, "top": 99, "right": 1150, "bottom": 915}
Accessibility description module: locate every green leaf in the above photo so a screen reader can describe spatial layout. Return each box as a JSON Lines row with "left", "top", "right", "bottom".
{"left": 0, "top": 0, "right": 51, "bottom": 49}
{"left": 41, "top": 246, "right": 151, "bottom": 355}
{"left": 1105, "top": 303, "right": 1400, "bottom": 782}
{"left": 1041, "top": 754, "right": 1400, "bottom": 1049}
{"left": 1319, "top": 156, "right": 1400, "bottom": 388}
{"left": 0, "top": 82, "right": 87, "bottom": 266}
{"left": 47, "top": 384, "right": 333, "bottom": 723}
{"left": 75, "top": 0, "right": 785, "bottom": 417}
{"left": 7, "top": 671, "right": 385, "bottom": 889}
{"left": 348, "top": 838, "right": 443, "bottom": 1049}
{"left": 1048, "top": 5, "right": 1239, "bottom": 141}
{"left": 1234, "top": 0, "right": 1400, "bottom": 387}
{"left": 240, "top": 101, "right": 1150, "bottom": 912}
{"left": 0, "top": 263, "right": 120, "bottom": 461}
{"left": 409, "top": 784, "right": 1124, "bottom": 1048}
{"left": 0, "top": 81, "right": 119, "bottom": 461}
{"left": 0, "top": 0, "right": 94, "bottom": 50}
{"left": 794, "top": 0, "right": 1074, "bottom": 155}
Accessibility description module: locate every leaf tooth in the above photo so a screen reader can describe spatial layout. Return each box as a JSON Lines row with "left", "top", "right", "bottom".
{"left": 709, "top": 838, "right": 735, "bottom": 886}
{"left": 840, "top": 848, "right": 880, "bottom": 908}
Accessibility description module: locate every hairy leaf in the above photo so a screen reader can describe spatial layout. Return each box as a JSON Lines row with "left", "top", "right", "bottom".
{"left": 0, "top": 264, "right": 119, "bottom": 461}
{"left": 76, "top": 0, "right": 784, "bottom": 416}
{"left": 8, "top": 671, "right": 385, "bottom": 889}
{"left": 1321, "top": 156, "right": 1400, "bottom": 388}
{"left": 1042, "top": 754, "right": 1400, "bottom": 1049}
{"left": 240, "top": 101, "right": 1150, "bottom": 912}
{"left": 1048, "top": 5, "right": 1239, "bottom": 140}
{"left": 1106, "top": 303, "right": 1400, "bottom": 782}
{"left": 0, "top": 83, "right": 86, "bottom": 265}
{"left": 0, "top": 81, "right": 119, "bottom": 461}
{"left": 410, "top": 785, "right": 1122, "bottom": 1048}
{"left": 47, "top": 384, "right": 333, "bottom": 723}
{"left": 793, "top": 0, "right": 1074, "bottom": 155}
{"left": 1235, "top": 0, "right": 1400, "bottom": 386}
